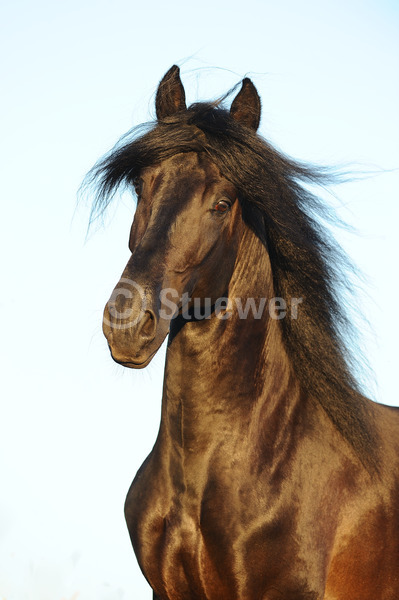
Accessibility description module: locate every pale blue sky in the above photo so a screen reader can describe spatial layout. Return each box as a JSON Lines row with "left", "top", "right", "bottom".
{"left": 1, "top": 1, "right": 398, "bottom": 598}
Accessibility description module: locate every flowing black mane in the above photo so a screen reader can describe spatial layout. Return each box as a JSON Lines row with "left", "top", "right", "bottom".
{"left": 88, "top": 101, "right": 379, "bottom": 470}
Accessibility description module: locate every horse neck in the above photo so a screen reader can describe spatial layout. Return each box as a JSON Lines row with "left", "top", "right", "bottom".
{"left": 161, "top": 225, "right": 303, "bottom": 451}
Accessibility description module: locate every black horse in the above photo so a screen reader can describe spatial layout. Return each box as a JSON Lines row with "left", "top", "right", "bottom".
{"left": 91, "top": 66, "right": 399, "bottom": 599}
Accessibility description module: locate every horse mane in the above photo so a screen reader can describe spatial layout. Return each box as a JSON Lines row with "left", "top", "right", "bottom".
{"left": 87, "top": 102, "right": 380, "bottom": 472}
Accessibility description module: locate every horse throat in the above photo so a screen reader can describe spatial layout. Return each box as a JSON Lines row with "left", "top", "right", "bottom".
{"left": 161, "top": 226, "right": 301, "bottom": 453}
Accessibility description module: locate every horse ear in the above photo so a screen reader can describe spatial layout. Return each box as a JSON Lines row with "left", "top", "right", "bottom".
{"left": 156, "top": 65, "right": 187, "bottom": 120}
{"left": 230, "top": 78, "right": 261, "bottom": 131}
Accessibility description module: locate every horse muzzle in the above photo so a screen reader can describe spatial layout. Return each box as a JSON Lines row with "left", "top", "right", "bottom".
{"left": 102, "top": 281, "right": 168, "bottom": 368}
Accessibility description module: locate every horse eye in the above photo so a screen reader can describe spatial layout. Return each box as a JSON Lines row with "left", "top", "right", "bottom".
{"left": 214, "top": 199, "right": 231, "bottom": 213}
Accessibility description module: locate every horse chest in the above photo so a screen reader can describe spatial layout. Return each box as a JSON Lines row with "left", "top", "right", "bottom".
{"left": 125, "top": 452, "right": 319, "bottom": 599}
{"left": 126, "top": 466, "right": 231, "bottom": 598}
{"left": 126, "top": 454, "right": 220, "bottom": 556}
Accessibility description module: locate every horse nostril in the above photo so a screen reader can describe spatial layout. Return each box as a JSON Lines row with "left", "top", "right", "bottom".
{"left": 140, "top": 310, "right": 156, "bottom": 339}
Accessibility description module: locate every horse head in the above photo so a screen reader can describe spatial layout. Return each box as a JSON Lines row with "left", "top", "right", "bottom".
{"left": 102, "top": 66, "right": 261, "bottom": 368}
